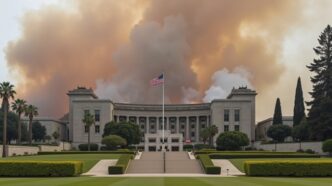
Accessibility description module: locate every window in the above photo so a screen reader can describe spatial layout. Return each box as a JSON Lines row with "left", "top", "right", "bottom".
{"left": 94, "top": 110, "right": 100, "bottom": 122}
{"left": 140, "top": 124, "right": 145, "bottom": 129}
{"left": 84, "top": 126, "right": 89, "bottom": 133}
{"left": 181, "top": 124, "right": 185, "bottom": 129}
{"left": 149, "top": 138, "right": 156, "bottom": 143}
{"left": 235, "top": 125, "right": 240, "bottom": 131}
{"left": 235, "top": 109, "right": 240, "bottom": 122}
{"left": 201, "top": 124, "right": 206, "bottom": 129}
{"left": 95, "top": 125, "right": 100, "bottom": 133}
{"left": 224, "top": 125, "right": 229, "bottom": 132}
{"left": 224, "top": 109, "right": 230, "bottom": 122}
{"left": 191, "top": 131, "right": 195, "bottom": 137}
{"left": 171, "top": 138, "right": 179, "bottom": 143}
{"left": 191, "top": 124, "right": 195, "bottom": 129}
{"left": 171, "top": 124, "right": 175, "bottom": 130}
{"left": 150, "top": 125, "right": 155, "bottom": 130}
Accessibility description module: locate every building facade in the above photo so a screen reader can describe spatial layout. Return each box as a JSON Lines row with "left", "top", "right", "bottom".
{"left": 68, "top": 86, "right": 257, "bottom": 151}
{"left": 255, "top": 116, "right": 293, "bottom": 141}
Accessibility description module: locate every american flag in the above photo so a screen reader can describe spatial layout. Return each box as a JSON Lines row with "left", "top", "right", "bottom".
{"left": 150, "top": 74, "right": 164, "bottom": 86}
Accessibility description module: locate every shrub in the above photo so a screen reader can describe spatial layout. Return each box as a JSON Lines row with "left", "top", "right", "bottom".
{"left": 108, "top": 154, "right": 133, "bottom": 174}
{"left": 38, "top": 151, "right": 135, "bottom": 155}
{"left": 244, "top": 160, "right": 332, "bottom": 176}
{"left": 197, "top": 155, "right": 220, "bottom": 174}
{"left": 208, "top": 152, "right": 320, "bottom": 159}
{"left": 267, "top": 125, "right": 292, "bottom": 142}
{"left": 183, "top": 144, "right": 193, "bottom": 151}
{"left": 305, "top": 149, "right": 315, "bottom": 154}
{"left": 216, "top": 131, "right": 249, "bottom": 150}
{"left": 78, "top": 143, "right": 98, "bottom": 151}
{"left": 194, "top": 144, "right": 213, "bottom": 150}
{"left": 0, "top": 161, "right": 82, "bottom": 177}
{"left": 102, "top": 135, "right": 127, "bottom": 150}
{"left": 322, "top": 139, "right": 332, "bottom": 155}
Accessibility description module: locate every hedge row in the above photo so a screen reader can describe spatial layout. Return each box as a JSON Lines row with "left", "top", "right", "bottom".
{"left": 195, "top": 150, "right": 317, "bottom": 155}
{"left": 38, "top": 150, "right": 135, "bottom": 155}
{"left": 78, "top": 144, "right": 99, "bottom": 151}
{"left": 209, "top": 153, "right": 320, "bottom": 159}
{"left": 108, "top": 154, "right": 133, "bottom": 174}
{"left": 197, "top": 155, "right": 221, "bottom": 174}
{"left": 0, "top": 161, "right": 83, "bottom": 177}
{"left": 244, "top": 160, "right": 332, "bottom": 177}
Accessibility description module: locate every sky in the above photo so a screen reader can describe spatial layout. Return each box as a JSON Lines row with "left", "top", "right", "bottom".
{"left": 0, "top": 0, "right": 331, "bottom": 122}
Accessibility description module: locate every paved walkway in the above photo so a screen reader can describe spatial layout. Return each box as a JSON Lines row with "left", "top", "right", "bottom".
{"left": 212, "top": 159, "right": 245, "bottom": 176}
{"left": 82, "top": 160, "right": 117, "bottom": 176}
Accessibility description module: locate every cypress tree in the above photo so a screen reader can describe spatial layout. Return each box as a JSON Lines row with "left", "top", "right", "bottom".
{"left": 272, "top": 98, "right": 283, "bottom": 125}
{"left": 307, "top": 25, "right": 332, "bottom": 140}
{"left": 293, "top": 77, "right": 305, "bottom": 126}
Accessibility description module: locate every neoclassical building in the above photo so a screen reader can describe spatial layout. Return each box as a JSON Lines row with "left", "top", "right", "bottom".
{"left": 67, "top": 86, "right": 257, "bottom": 151}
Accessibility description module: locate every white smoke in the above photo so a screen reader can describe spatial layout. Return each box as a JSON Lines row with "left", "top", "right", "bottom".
{"left": 203, "top": 67, "right": 253, "bottom": 102}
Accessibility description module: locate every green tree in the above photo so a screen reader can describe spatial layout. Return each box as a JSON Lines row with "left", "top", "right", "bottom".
{"left": 11, "top": 99, "right": 27, "bottom": 144}
{"left": 102, "top": 135, "right": 127, "bottom": 150}
{"left": 272, "top": 98, "right": 283, "bottom": 125}
{"left": 52, "top": 131, "right": 60, "bottom": 142}
{"left": 0, "top": 111, "right": 19, "bottom": 143}
{"left": 292, "top": 117, "right": 309, "bottom": 142}
{"left": 216, "top": 131, "right": 249, "bottom": 150}
{"left": 25, "top": 105, "right": 38, "bottom": 145}
{"left": 293, "top": 77, "right": 305, "bottom": 126}
{"left": 200, "top": 128, "right": 210, "bottom": 145}
{"left": 0, "top": 82, "right": 16, "bottom": 157}
{"left": 322, "top": 139, "right": 332, "bottom": 156}
{"left": 267, "top": 125, "right": 292, "bottom": 142}
{"left": 103, "top": 121, "right": 140, "bottom": 145}
{"left": 44, "top": 135, "right": 52, "bottom": 143}
{"left": 82, "top": 112, "right": 95, "bottom": 151}
{"left": 307, "top": 25, "right": 332, "bottom": 140}
{"left": 32, "top": 121, "right": 46, "bottom": 142}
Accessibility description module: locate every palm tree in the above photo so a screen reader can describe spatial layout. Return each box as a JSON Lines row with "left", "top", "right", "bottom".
{"left": 25, "top": 105, "right": 38, "bottom": 145}
{"left": 208, "top": 125, "right": 218, "bottom": 147}
{"left": 82, "top": 112, "right": 95, "bottom": 151}
{"left": 12, "top": 99, "right": 27, "bottom": 144}
{"left": 0, "top": 82, "right": 16, "bottom": 157}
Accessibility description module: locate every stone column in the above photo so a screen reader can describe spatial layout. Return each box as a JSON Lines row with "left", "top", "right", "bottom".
{"left": 186, "top": 116, "right": 189, "bottom": 140}
{"left": 196, "top": 116, "right": 199, "bottom": 143}
{"left": 147, "top": 117, "right": 150, "bottom": 134}
{"left": 175, "top": 117, "right": 179, "bottom": 133}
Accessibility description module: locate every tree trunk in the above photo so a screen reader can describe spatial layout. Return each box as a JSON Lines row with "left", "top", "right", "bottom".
{"left": 2, "top": 101, "right": 7, "bottom": 157}
{"left": 29, "top": 117, "right": 32, "bottom": 145}
{"left": 17, "top": 114, "right": 21, "bottom": 145}
{"left": 88, "top": 127, "right": 90, "bottom": 151}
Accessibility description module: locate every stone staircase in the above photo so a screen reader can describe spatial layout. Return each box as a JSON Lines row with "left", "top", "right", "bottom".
{"left": 126, "top": 151, "right": 203, "bottom": 174}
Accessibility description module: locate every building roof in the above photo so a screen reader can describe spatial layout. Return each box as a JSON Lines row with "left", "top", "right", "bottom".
{"left": 227, "top": 86, "right": 257, "bottom": 99}
{"left": 67, "top": 86, "right": 98, "bottom": 99}
{"left": 256, "top": 116, "right": 293, "bottom": 126}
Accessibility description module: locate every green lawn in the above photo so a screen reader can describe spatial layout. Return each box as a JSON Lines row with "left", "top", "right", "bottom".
{"left": 0, "top": 177, "right": 332, "bottom": 186}
{"left": 229, "top": 157, "right": 332, "bottom": 172}
{"left": 4, "top": 154, "right": 120, "bottom": 172}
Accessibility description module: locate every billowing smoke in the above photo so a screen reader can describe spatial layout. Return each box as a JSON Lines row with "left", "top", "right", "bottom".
{"left": 203, "top": 67, "right": 253, "bottom": 102}
{"left": 5, "top": 0, "right": 306, "bottom": 118}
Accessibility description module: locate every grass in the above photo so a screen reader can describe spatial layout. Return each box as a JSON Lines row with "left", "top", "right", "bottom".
{"left": 5, "top": 154, "right": 120, "bottom": 172}
{"left": 229, "top": 157, "right": 332, "bottom": 172}
{"left": 0, "top": 177, "right": 332, "bottom": 186}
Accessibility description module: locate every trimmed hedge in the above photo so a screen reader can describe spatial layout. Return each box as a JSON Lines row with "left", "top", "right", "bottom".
{"left": 38, "top": 150, "right": 135, "bottom": 155}
{"left": 197, "top": 155, "right": 221, "bottom": 174}
{"left": 78, "top": 143, "right": 99, "bottom": 151}
{"left": 0, "top": 161, "right": 82, "bottom": 177}
{"left": 209, "top": 153, "right": 320, "bottom": 159}
{"left": 195, "top": 150, "right": 319, "bottom": 155}
{"left": 244, "top": 160, "right": 332, "bottom": 177}
{"left": 108, "top": 154, "right": 133, "bottom": 174}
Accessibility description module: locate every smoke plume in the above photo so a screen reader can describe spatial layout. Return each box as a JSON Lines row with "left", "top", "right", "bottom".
{"left": 5, "top": 0, "right": 306, "bottom": 118}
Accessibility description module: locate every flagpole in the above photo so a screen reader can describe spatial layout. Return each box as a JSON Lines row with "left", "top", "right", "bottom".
{"left": 162, "top": 73, "right": 165, "bottom": 150}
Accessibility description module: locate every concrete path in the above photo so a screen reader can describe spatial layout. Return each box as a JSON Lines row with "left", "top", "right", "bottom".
{"left": 212, "top": 159, "right": 245, "bottom": 176}
{"left": 82, "top": 160, "right": 117, "bottom": 176}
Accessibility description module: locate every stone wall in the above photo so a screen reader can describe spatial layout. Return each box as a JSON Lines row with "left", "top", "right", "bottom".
{"left": 0, "top": 142, "right": 72, "bottom": 157}
{"left": 253, "top": 141, "right": 325, "bottom": 154}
